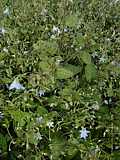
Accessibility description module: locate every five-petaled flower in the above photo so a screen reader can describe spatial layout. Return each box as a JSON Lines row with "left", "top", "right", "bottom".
{"left": 80, "top": 127, "right": 90, "bottom": 140}
{"left": 9, "top": 80, "right": 25, "bottom": 90}
{"left": 34, "top": 132, "right": 42, "bottom": 141}
{"left": 47, "top": 121, "right": 54, "bottom": 128}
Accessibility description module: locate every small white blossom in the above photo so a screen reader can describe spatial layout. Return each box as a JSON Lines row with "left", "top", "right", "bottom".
{"left": 51, "top": 34, "right": 56, "bottom": 39}
{"left": 111, "top": 61, "right": 120, "bottom": 67}
{"left": 34, "top": 132, "right": 42, "bottom": 141}
{"left": 92, "top": 102, "right": 99, "bottom": 110}
{"left": 80, "top": 127, "right": 90, "bottom": 140}
{"left": 0, "top": 112, "right": 4, "bottom": 120}
{"left": 52, "top": 26, "right": 61, "bottom": 35}
{"left": 9, "top": 80, "right": 25, "bottom": 90}
{"left": 47, "top": 121, "right": 54, "bottom": 128}
{"left": 41, "top": 8, "right": 47, "bottom": 16}
{"left": 92, "top": 52, "right": 98, "bottom": 58}
{"left": 3, "top": 7, "right": 10, "bottom": 16}
{"left": 104, "top": 100, "right": 108, "bottom": 104}
{"left": 0, "top": 27, "right": 6, "bottom": 35}
{"left": 99, "top": 55, "right": 108, "bottom": 63}
{"left": 38, "top": 90, "right": 45, "bottom": 97}
{"left": 64, "top": 28, "right": 68, "bottom": 32}
{"left": 55, "top": 59, "right": 62, "bottom": 65}
{"left": 3, "top": 47, "right": 8, "bottom": 52}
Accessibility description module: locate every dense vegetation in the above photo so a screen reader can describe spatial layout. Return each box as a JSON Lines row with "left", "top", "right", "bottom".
{"left": 0, "top": 0, "right": 120, "bottom": 159}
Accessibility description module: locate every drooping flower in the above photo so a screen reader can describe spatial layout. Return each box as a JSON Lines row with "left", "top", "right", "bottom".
{"left": 9, "top": 79, "right": 25, "bottom": 90}
{"left": 80, "top": 127, "right": 90, "bottom": 140}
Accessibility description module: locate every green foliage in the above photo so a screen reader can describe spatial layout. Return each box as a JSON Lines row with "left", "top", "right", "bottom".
{"left": 85, "top": 64, "right": 96, "bottom": 82}
{"left": 0, "top": 0, "right": 120, "bottom": 159}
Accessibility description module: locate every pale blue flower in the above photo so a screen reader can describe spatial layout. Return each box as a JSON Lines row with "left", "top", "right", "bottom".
{"left": 9, "top": 80, "right": 25, "bottom": 90}
{"left": 36, "top": 116, "right": 43, "bottom": 124}
{"left": 80, "top": 127, "right": 90, "bottom": 140}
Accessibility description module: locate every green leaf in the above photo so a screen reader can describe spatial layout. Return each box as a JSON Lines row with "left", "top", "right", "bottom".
{"left": 9, "top": 110, "right": 31, "bottom": 127}
{"left": 49, "top": 135, "right": 65, "bottom": 160}
{"left": 33, "top": 40, "right": 58, "bottom": 56}
{"left": 80, "top": 52, "right": 91, "bottom": 64}
{"left": 0, "top": 133, "right": 7, "bottom": 152}
{"left": 39, "top": 61, "right": 51, "bottom": 73}
{"left": 56, "top": 64, "right": 80, "bottom": 79}
{"left": 37, "top": 106, "right": 48, "bottom": 115}
{"left": 85, "top": 64, "right": 96, "bottom": 82}
{"left": 65, "top": 14, "right": 79, "bottom": 27}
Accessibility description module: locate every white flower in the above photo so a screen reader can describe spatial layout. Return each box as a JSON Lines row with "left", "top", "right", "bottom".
{"left": 9, "top": 80, "right": 25, "bottom": 90}
{"left": 111, "top": 61, "right": 120, "bottom": 67}
{"left": 51, "top": 34, "right": 56, "bottom": 39}
{"left": 104, "top": 100, "right": 108, "bottom": 105}
{"left": 0, "top": 28, "right": 6, "bottom": 35}
{"left": 34, "top": 132, "right": 42, "bottom": 141}
{"left": 52, "top": 26, "right": 61, "bottom": 35}
{"left": 3, "top": 7, "right": 10, "bottom": 16}
{"left": 92, "top": 102, "right": 99, "bottom": 110}
{"left": 64, "top": 28, "right": 68, "bottom": 32}
{"left": 3, "top": 47, "right": 8, "bottom": 52}
{"left": 41, "top": 8, "right": 47, "bottom": 16}
{"left": 80, "top": 127, "right": 90, "bottom": 140}
{"left": 55, "top": 58, "right": 63, "bottom": 65}
{"left": 0, "top": 112, "right": 4, "bottom": 120}
{"left": 99, "top": 55, "right": 108, "bottom": 63}
{"left": 92, "top": 52, "right": 98, "bottom": 58}
{"left": 38, "top": 90, "right": 45, "bottom": 97}
{"left": 47, "top": 121, "right": 54, "bottom": 128}
{"left": 36, "top": 116, "right": 43, "bottom": 124}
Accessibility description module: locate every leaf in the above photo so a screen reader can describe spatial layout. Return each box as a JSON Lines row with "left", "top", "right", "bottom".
{"left": 65, "top": 14, "right": 79, "bottom": 27}
{"left": 37, "top": 106, "right": 48, "bottom": 115}
{"left": 39, "top": 61, "right": 51, "bottom": 73}
{"left": 80, "top": 52, "right": 91, "bottom": 64}
{"left": 0, "top": 133, "right": 7, "bottom": 152}
{"left": 85, "top": 64, "right": 96, "bottom": 82}
{"left": 33, "top": 40, "right": 58, "bottom": 56}
{"left": 49, "top": 135, "right": 65, "bottom": 160}
{"left": 9, "top": 110, "right": 31, "bottom": 127}
{"left": 56, "top": 64, "right": 80, "bottom": 79}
